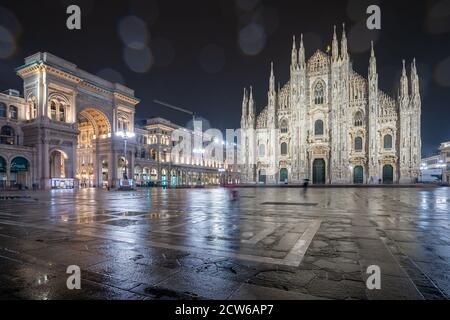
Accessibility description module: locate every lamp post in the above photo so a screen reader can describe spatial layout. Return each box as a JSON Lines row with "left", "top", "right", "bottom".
{"left": 116, "top": 130, "right": 135, "bottom": 181}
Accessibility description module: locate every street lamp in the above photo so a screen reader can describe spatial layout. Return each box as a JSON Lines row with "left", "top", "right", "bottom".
{"left": 116, "top": 130, "right": 135, "bottom": 180}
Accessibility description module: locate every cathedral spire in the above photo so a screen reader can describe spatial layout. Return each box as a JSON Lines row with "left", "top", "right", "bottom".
{"left": 291, "top": 35, "right": 298, "bottom": 70}
{"left": 269, "top": 62, "right": 275, "bottom": 93}
{"left": 411, "top": 58, "right": 420, "bottom": 98}
{"left": 369, "top": 41, "right": 377, "bottom": 77}
{"left": 249, "top": 86, "right": 254, "bottom": 110}
{"left": 341, "top": 23, "right": 348, "bottom": 61}
{"left": 332, "top": 25, "right": 339, "bottom": 62}
{"left": 248, "top": 86, "right": 255, "bottom": 127}
{"left": 298, "top": 34, "right": 305, "bottom": 69}
{"left": 267, "top": 63, "right": 277, "bottom": 128}
{"left": 400, "top": 60, "right": 409, "bottom": 98}
{"left": 241, "top": 87, "right": 248, "bottom": 128}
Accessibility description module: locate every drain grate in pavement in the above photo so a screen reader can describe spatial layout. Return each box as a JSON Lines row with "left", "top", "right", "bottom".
{"left": 261, "top": 202, "right": 318, "bottom": 206}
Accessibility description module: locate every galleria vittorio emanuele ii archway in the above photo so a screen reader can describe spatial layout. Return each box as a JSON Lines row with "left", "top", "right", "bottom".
{"left": 76, "top": 108, "right": 112, "bottom": 188}
{"left": 14, "top": 52, "right": 140, "bottom": 189}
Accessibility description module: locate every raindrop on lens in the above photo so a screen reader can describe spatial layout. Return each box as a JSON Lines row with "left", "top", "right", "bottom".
{"left": 123, "top": 46, "right": 153, "bottom": 73}
{"left": 118, "top": 15, "right": 149, "bottom": 50}
{"left": 238, "top": 23, "right": 266, "bottom": 56}
{"left": 0, "top": 26, "right": 15, "bottom": 59}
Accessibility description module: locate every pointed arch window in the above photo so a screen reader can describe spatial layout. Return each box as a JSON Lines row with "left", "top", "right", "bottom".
{"left": 280, "top": 142, "right": 288, "bottom": 156}
{"left": 355, "top": 137, "right": 363, "bottom": 151}
{"left": 384, "top": 135, "right": 393, "bottom": 149}
{"left": 314, "top": 120, "right": 324, "bottom": 136}
{"left": 314, "top": 82, "right": 325, "bottom": 105}
{"left": 354, "top": 111, "right": 364, "bottom": 127}
{"left": 280, "top": 119, "right": 288, "bottom": 134}
{"left": 259, "top": 144, "right": 266, "bottom": 157}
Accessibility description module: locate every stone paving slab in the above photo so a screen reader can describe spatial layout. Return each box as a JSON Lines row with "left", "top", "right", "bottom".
{"left": 229, "top": 283, "right": 324, "bottom": 300}
{"left": 0, "top": 187, "right": 449, "bottom": 300}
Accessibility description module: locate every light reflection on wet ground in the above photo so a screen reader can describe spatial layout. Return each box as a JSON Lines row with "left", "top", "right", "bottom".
{"left": 0, "top": 187, "right": 449, "bottom": 300}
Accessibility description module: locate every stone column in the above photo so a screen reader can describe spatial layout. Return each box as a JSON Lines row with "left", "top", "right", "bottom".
{"left": 42, "top": 139, "right": 50, "bottom": 189}
{"left": 6, "top": 161, "right": 10, "bottom": 189}
{"left": 95, "top": 141, "right": 101, "bottom": 187}
{"left": 69, "top": 143, "right": 76, "bottom": 180}
{"left": 130, "top": 150, "right": 135, "bottom": 182}
{"left": 108, "top": 150, "right": 116, "bottom": 188}
{"left": 38, "top": 68, "right": 49, "bottom": 119}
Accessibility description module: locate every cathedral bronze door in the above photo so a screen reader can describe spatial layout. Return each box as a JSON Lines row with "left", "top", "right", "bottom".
{"left": 383, "top": 165, "right": 394, "bottom": 184}
{"left": 353, "top": 166, "right": 364, "bottom": 184}
{"left": 313, "top": 159, "right": 326, "bottom": 184}
{"left": 280, "top": 168, "right": 288, "bottom": 183}
{"left": 258, "top": 170, "right": 266, "bottom": 184}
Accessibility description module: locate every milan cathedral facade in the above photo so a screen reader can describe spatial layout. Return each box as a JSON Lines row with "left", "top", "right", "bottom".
{"left": 240, "top": 26, "right": 421, "bottom": 185}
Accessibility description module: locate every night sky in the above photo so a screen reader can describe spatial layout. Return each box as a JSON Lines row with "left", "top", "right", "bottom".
{"left": 0, "top": 0, "right": 449, "bottom": 156}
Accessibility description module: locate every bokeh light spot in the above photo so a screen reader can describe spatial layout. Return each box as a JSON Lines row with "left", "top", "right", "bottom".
{"left": 123, "top": 46, "right": 153, "bottom": 73}
{"left": 238, "top": 23, "right": 266, "bottom": 56}
{"left": 0, "top": 6, "right": 22, "bottom": 36}
{"left": 118, "top": 15, "right": 149, "bottom": 50}
{"left": 0, "top": 26, "right": 16, "bottom": 59}
{"left": 435, "top": 56, "right": 450, "bottom": 87}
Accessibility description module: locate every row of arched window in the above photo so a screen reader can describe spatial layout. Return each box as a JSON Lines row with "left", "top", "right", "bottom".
{"left": 117, "top": 117, "right": 130, "bottom": 132}
{"left": 258, "top": 142, "right": 289, "bottom": 157}
{"left": 49, "top": 101, "right": 67, "bottom": 122}
{"left": 353, "top": 135, "right": 393, "bottom": 152}
{"left": 313, "top": 112, "right": 364, "bottom": 137}
{"left": 281, "top": 114, "right": 363, "bottom": 137}
{"left": 0, "top": 103, "right": 18, "bottom": 120}
{"left": 256, "top": 134, "right": 394, "bottom": 158}
{"left": 136, "top": 149, "right": 158, "bottom": 160}
{"left": 280, "top": 112, "right": 364, "bottom": 137}
{"left": 135, "top": 135, "right": 164, "bottom": 146}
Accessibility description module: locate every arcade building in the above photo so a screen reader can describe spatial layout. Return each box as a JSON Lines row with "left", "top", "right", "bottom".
{"left": 0, "top": 52, "right": 232, "bottom": 190}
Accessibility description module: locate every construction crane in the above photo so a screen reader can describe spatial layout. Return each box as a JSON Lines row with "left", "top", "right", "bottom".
{"left": 153, "top": 100, "right": 196, "bottom": 124}
{"left": 153, "top": 100, "right": 199, "bottom": 187}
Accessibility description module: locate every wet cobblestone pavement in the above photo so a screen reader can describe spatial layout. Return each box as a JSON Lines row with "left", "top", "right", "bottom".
{"left": 0, "top": 187, "right": 449, "bottom": 300}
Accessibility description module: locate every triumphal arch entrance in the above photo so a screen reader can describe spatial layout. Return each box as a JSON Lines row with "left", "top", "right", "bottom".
{"left": 16, "top": 52, "right": 140, "bottom": 189}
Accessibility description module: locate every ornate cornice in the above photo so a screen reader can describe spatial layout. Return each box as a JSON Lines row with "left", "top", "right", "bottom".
{"left": 16, "top": 61, "right": 140, "bottom": 106}
{"left": 114, "top": 92, "right": 140, "bottom": 105}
